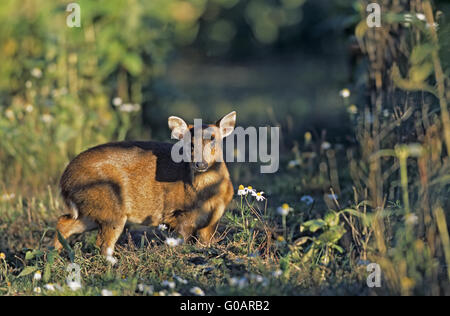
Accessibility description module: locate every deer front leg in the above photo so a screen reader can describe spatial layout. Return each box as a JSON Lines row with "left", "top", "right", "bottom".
{"left": 197, "top": 203, "right": 225, "bottom": 246}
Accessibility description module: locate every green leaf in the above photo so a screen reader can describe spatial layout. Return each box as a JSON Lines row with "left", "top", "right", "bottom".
{"left": 324, "top": 211, "right": 339, "bottom": 226}
{"left": 331, "top": 244, "right": 344, "bottom": 254}
{"left": 122, "top": 53, "right": 143, "bottom": 76}
{"left": 18, "top": 266, "right": 38, "bottom": 278}
{"left": 318, "top": 225, "right": 346, "bottom": 244}
{"left": 410, "top": 44, "right": 434, "bottom": 65}
{"left": 294, "top": 236, "right": 310, "bottom": 246}
{"left": 301, "top": 219, "right": 326, "bottom": 233}
{"left": 43, "top": 262, "right": 51, "bottom": 283}
{"left": 25, "top": 249, "right": 44, "bottom": 260}
{"left": 409, "top": 62, "right": 433, "bottom": 83}
{"left": 57, "top": 230, "right": 75, "bottom": 262}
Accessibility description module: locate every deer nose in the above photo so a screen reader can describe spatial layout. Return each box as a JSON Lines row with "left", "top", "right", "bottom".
{"left": 194, "top": 161, "right": 208, "bottom": 170}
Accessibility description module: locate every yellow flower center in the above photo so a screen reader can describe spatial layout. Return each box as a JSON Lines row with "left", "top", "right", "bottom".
{"left": 257, "top": 192, "right": 261, "bottom": 196}
{"left": 238, "top": 185, "right": 244, "bottom": 190}
{"left": 282, "top": 203, "right": 289, "bottom": 210}
{"left": 247, "top": 186, "right": 253, "bottom": 190}
{"left": 304, "top": 132, "right": 312, "bottom": 142}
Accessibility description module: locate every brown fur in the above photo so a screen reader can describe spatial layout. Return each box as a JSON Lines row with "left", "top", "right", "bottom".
{"left": 54, "top": 113, "right": 236, "bottom": 259}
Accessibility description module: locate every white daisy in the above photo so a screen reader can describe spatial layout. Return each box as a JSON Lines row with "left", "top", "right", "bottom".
{"left": 158, "top": 224, "right": 168, "bottom": 231}
{"left": 162, "top": 280, "right": 176, "bottom": 289}
{"left": 237, "top": 184, "right": 247, "bottom": 196}
{"left": 321, "top": 141, "right": 331, "bottom": 150}
{"left": 245, "top": 186, "right": 256, "bottom": 195}
{"left": 277, "top": 203, "right": 292, "bottom": 216}
{"left": 288, "top": 160, "right": 300, "bottom": 168}
{"left": 31, "top": 68, "right": 42, "bottom": 78}
{"left": 112, "top": 97, "right": 122, "bottom": 106}
{"left": 44, "top": 284, "right": 56, "bottom": 291}
{"left": 101, "top": 289, "right": 113, "bottom": 296}
{"left": 405, "top": 213, "right": 419, "bottom": 225}
{"left": 190, "top": 286, "right": 205, "bottom": 296}
{"left": 339, "top": 88, "right": 350, "bottom": 98}
{"left": 272, "top": 269, "right": 282, "bottom": 278}
{"left": 67, "top": 281, "right": 82, "bottom": 291}
{"left": 165, "top": 237, "right": 182, "bottom": 247}
{"left": 253, "top": 191, "right": 266, "bottom": 202}
{"left": 174, "top": 274, "right": 188, "bottom": 284}
{"left": 33, "top": 271, "right": 42, "bottom": 281}
{"left": 416, "top": 13, "right": 426, "bottom": 21}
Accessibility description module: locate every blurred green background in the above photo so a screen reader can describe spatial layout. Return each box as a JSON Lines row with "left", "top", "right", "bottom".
{"left": 0, "top": 0, "right": 356, "bottom": 189}
{"left": 0, "top": 0, "right": 449, "bottom": 190}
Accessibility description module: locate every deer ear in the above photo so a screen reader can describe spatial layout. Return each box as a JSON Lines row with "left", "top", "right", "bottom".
{"left": 217, "top": 111, "right": 236, "bottom": 138}
{"left": 168, "top": 116, "right": 188, "bottom": 140}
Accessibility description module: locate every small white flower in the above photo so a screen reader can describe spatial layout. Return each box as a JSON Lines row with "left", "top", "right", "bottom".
{"left": 119, "top": 103, "right": 140, "bottom": 113}
{"left": 162, "top": 280, "right": 176, "bottom": 289}
{"left": 101, "top": 289, "right": 113, "bottom": 296}
{"left": 339, "top": 88, "right": 350, "bottom": 98}
{"left": 25, "top": 80, "right": 32, "bottom": 89}
{"left": 347, "top": 104, "right": 358, "bottom": 115}
{"left": 5, "top": 109, "right": 14, "bottom": 120}
{"left": 1, "top": 193, "right": 15, "bottom": 202}
{"left": 44, "top": 284, "right": 56, "bottom": 291}
{"left": 272, "top": 269, "right": 282, "bottom": 278}
{"left": 405, "top": 213, "right": 419, "bottom": 225}
{"left": 321, "top": 141, "right": 331, "bottom": 150}
{"left": 137, "top": 283, "right": 154, "bottom": 295}
{"left": 112, "top": 97, "right": 123, "bottom": 106}
{"left": 33, "top": 271, "right": 42, "bottom": 281}
{"left": 41, "top": 114, "right": 53, "bottom": 124}
{"left": 174, "top": 274, "right": 188, "bottom": 284}
{"left": 416, "top": 13, "right": 426, "bottom": 21}
{"left": 165, "top": 237, "right": 182, "bottom": 247}
{"left": 277, "top": 203, "right": 292, "bottom": 216}
{"left": 67, "top": 281, "right": 82, "bottom": 291}
{"left": 170, "top": 291, "right": 182, "bottom": 296}
{"left": 33, "top": 287, "right": 41, "bottom": 294}
{"left": 288, "top": 160, "right": 300, "bottom": 168}
{"left": 245, "top": 186, "right": 256, "bottom": 195}
{"left": 158, "top": 224, "right": 168, "bottom": 231}
{"left": 25, "top": 104, "right": 34, "bottom": 113}
{"left": 190, "top": 286, "right": 205, "bottom": 296}
{"left": 31, "top": 68, "right": 43, "bottom": 78}
{"left": 106, "top": 255, "right": 117, "bottom": 265}
{"left": 404, "top": 14, "right": 413, "bottom": 22}
{"left": 426, "top": 22, "right": 439, "bottom": 29}
{"left": 229, "top": 277, "right": 248, "bottom": 289}
{"left": 237, "top": 184, "right": 247, "bottom": 196}
{"left": 250, "top": 274, "right": 264, "bottom": 283}
{"left": 301, "top": 195, "right": 314, "bottom": 205}
{"left": 253, "top": 191, "right": 266, "bottom": 202}
{"left": 157, "top": 290, "right": 167, "bottom": 296}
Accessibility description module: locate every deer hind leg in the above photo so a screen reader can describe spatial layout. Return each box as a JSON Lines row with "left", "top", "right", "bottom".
{"left": 54, "top": 215, "right": 97, "bottom": 251}
{"left": 96, "top": 217, "right": 127, "bottom": 265}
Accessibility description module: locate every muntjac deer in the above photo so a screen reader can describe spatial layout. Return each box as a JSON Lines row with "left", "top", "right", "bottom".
{"left": 54, "top": 111, "right": 236, "bottom": 264}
